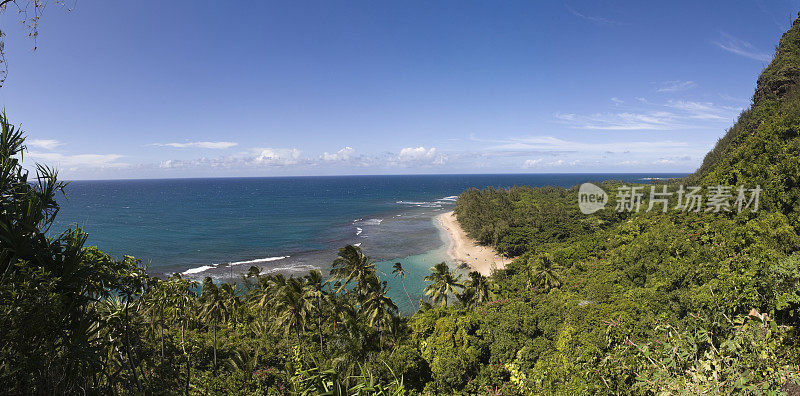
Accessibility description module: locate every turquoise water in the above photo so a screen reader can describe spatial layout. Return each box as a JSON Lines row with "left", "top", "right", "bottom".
{"left": 53, "top": 174, "right": 684, "bottom": 312}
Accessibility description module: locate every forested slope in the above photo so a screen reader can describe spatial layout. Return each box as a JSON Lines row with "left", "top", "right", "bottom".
{"left": 444, "top": 11, "right": 800, "bottom": 394}
{"left": 688, "top": 14, "right": 800, "bottom": 218}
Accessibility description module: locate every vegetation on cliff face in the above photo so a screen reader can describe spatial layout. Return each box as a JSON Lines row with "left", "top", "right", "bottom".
{"left": 446, "top": 11, "right": 800, "bottom": 394}
{"left": 688, "top": 14, "right": 800, "bottom": 220}
{"left": 5, "top": 10, "right": 800, "bottom": 396}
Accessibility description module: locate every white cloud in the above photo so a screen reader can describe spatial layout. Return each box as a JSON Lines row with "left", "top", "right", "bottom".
{"left": 398, "top": 146, "right": 446, "bottom": 165}
{"left": 653, "top": 155, "right": 693, "bottom": 166}
{"left": 463, "top": 131, "right": 705, "bottom": 171}
{"left": 490, "top": 135, "right": 692, "bottom": 155}
{"left": 27, "top": 152, "right": 126, "bottom": 168}
{"left": 159, "top": 156, "right": 243, "bottom": 169}
{"left": 522, "top": 158, "right": 543, "bottom": 168}
{"left": 666, "top": 100, "right": 740, "bottom": 120}
{"left": 152, "top": 141, "right": 238, "bottom": 149}
{"left": 712, "top": 32, "right": 771, "bottom": 62}
{"left": 156, "top": 147, "right": 305, "bottom": 170}
{"left": 253, "top": 148, "right": 301, "bottom": 166}
{"left": 667, "top": 100, "right": 716, "bottom": 113}
{"left": 656, "top": 80, "right": 696, "bottom": 92}
{"left": 157, "top": 148, "right": 301, "bottom": 169}
{"left": 399, "top": 147, "right": 434, "bottom": 160}
{"left": 159, "top": 159, "right": 179, "bottom": 169}
{"left": 546, "top": 159, "right": 581, "bottom": 167}
{"left": 564, "top": 4, "right": 618, "bottom": 26}
{"left": 322, "top": 147, "right": 355, "bottom": 161}
{"left": 476, "top": 149, "right": 570, "bottom": 158}
{"left": 555, "top": 111, "right": 682, "bottom": 130}
{"left": 154, "top": 145, "right": 449, "bottom": 172}
{"left": 27, "top": 139, "right": 63, "bottom": 151}
{"left": 556, "top": 96, "right": 741, "bottom": 131}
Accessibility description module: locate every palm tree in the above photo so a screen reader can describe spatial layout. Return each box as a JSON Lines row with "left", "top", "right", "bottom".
{"left": 360, "top": 275, "right": 398, "bottom": 328}
{"left": 249, "top": 273, "right": 286, "bottom": 316}
{"left": 529, "top": 254, "right": 564, "bottom": 292}
{"left": 462, "top": 271, "right": 491, "bottom": 305}
{"left": 331, "top": 302, "right": 371, "bottom": 381}
{"left": 274, "top": 277, "right": 313, "bottom": 352}
{"left": 116, "top": 268, "right": 148, "bottom": 392}
{"left": 199, "top": 277, "right": 229, "bottom": 370}
{"left": 243, "top": 265, "right": 262, "bottom": 290}
{"left": 226, "top": 348, "right": 259, "bottom": 377}
{"left": 322, "top": 291, "right": 346, "bottom": 335}
{"left": 383, "top": 315, "right": 407, "bottom": 351}
{"left": 220, "top": 283, "right": 243, "bottom": 328}
{"left": 329, "top": 245, "right": 376, "bottom": 297}
{"left": 303, "top": 270, "right": 327, "bottom": 354}
{"left": 423, "top": 262, "right": 463, "bottom": 307}
{"left": 145, "top": 278, "right": 171, "bottom": 361}
{"left": 97, "top": 297, "right": 132, "bottom": 388}
{"left": 392, "top": 262, "right": 416, "bottom": 311}
{"left": 163, "top": 275, "right": 197, "bottom": 394}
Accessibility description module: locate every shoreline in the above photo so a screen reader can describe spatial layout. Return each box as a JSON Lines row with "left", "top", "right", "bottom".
{"left": 436, "top": 211, "right": 512, "bottom": 276}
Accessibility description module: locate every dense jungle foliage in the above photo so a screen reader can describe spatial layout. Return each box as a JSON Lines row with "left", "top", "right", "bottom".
{"left": 5, "top": 9, "right": 800, "bottom": 396}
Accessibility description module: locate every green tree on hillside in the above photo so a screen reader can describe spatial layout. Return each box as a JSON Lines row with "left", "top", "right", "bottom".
{"left": 274, "top": 277, "right": 313, "bottom": 351}
{"left": 199, "top": 276, "right": 228, "bottom": 370}
{"left": 392, "top": 262, "right": 416, "bottom": 311}
{"left": 0, "top": 113, "right": 148, "bottom": 392}
{"left": 461, "top": 270, "right": 491, "bottom": 305}
{"left": 528, "top": 253, "right": 564, "bottom": 292}
{"left": 362, "top": 275, "right": 399, "bottom": 327}
{"left": 303, "top": 269, "right": 327, "bottom": 353}
{"left": 423, "top": 262, "right": 463, "bottom": 306}
{"left": 330, "top": 244, "right": 377, "bottom": 296}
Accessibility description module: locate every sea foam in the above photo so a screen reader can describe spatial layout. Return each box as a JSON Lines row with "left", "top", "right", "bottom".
{"left": 181, "top": 256, "right": 290, "bottom": 275}
{"left": 182, "top": 265, "right": 216, "bottom": 275}
{"left": 354, "top": 218, "right": 383, "bottom": 226}
{"left": 396, "top": 200, "right": 442, "bottom": 208}
{"left": 396, "top": 196, "right": 458, "bottom": 207}
{"left": 260, "top": 264, "right": 317, "bottom": 275}
{"left": 229, "top": 256, "right": 290, "bottom": 266}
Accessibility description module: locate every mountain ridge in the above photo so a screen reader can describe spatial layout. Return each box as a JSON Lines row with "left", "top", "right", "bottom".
{"left": 690, "top": 12, "right": 800, "bottom": 220}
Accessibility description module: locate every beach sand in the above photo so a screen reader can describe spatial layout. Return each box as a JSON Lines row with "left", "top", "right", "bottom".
{"left": 437, "top": 211, "right": 512, "bottom": 276}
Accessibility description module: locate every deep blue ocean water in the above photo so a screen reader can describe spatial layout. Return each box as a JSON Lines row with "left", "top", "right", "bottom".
{"left": 53, "top": 173, "right": 685, "bottom": 312}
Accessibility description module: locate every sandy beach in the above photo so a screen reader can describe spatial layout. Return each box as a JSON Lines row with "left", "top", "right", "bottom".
{"left": 437, "top": 211, "right": 512, "bottom": 276}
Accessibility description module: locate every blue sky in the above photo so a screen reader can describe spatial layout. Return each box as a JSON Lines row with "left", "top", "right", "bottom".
{"left": 0, "top": 0, "right": 798, "bottom": 179}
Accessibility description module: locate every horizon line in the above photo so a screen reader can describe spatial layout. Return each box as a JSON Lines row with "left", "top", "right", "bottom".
{"left": 62, "top": 171, "right": 692, "bottom": 183}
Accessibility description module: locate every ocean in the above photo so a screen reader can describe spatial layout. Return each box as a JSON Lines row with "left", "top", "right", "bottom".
{"left": 53, "top": 173, "right": 684, "bottom": 312}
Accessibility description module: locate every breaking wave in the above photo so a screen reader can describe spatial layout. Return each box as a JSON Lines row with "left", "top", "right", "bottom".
{"left": 229, "top": 256, "right": 290, "bottom": 266}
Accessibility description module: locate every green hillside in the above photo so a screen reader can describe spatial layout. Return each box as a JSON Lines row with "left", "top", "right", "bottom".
{"left": 689, "top": 14, "right": 800, "bottom": 219}
{"left": 444, "top": 11, "right": 800, "bottom": 394}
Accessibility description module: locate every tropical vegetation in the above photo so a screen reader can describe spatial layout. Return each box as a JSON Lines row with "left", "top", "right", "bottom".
{"left": 5, "top": 8, "right": 800, "bottom": 396}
